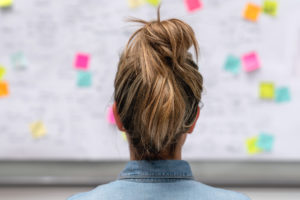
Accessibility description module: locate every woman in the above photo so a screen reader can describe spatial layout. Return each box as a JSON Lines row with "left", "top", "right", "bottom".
{"left": 69, "top": 10, "right": 250, "bottom": 200}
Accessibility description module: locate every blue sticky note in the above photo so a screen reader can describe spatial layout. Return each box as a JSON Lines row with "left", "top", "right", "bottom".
{"left": 256, "top": 133, "right": 274, "bottom": 152}
{"left": 224, "top": 55, "right": 241, "bottom": 74}
{"left": 11, "top": 52, "right": 28, "bottom": 69}
{"left": 275, "top": 87, "right": 291, "bottom": 103}
{"left": 77, "top": 71, "right": 92, "bottom": 87}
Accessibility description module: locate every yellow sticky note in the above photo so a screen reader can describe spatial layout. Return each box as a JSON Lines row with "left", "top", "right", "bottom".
{"left": 30, "top": 121, "right": 47, "bottom": 139}
{"left": 243, "top": 3, "right": 261, "bottom": 22}
{"left": 260, "top": 82, "right": 275, "bottom": 99}
{"left": 121, "top": 131, "right": 127, "bottom": 141}
{"left": 0, "top": 66, "right": 6, "bottom": 80}
{"left": 246, "top": 136, "right": 261, "bottom": 154}
{"left": 0, "top": 81, "right": 9, "bottom": 97}
{"left": 128, "top": 0, "right": 145, "bottom": 8}
{"left": 0, "top": 0, "right": 13, "bottom": 8}
{"left": 146, "top": 0, "right": 161, "bottom": 6}
{"left": 263, "top": 0, "right": 278, "bottom": 16}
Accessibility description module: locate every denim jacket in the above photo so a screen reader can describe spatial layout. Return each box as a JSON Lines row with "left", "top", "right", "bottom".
{"left": 68, "top": 160, "right": 250, "bottom": 200}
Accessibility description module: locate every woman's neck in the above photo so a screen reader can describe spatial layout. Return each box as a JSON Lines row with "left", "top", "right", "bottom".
{"left": 127, "top": 133, "right": 186, "bottom": 161}
{"left": 129, "top": 144, "right": 183, "bottom": 160}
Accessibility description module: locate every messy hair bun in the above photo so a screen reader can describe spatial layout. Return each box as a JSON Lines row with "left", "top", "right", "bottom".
{"left": 114, "top": 9, "right": 203, "bottom": 160}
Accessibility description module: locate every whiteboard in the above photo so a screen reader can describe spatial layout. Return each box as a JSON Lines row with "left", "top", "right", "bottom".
{"left": 0, "top": 0, "right": 300, "bottom": 161}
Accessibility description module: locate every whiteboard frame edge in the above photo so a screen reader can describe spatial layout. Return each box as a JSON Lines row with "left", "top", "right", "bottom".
{"left": 0, "top": 161, "right": 300, "bottom": 187}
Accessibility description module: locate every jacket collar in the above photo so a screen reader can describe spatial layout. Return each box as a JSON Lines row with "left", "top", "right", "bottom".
{"left": 118, "top": 160, "right": 194, "bottom": 180}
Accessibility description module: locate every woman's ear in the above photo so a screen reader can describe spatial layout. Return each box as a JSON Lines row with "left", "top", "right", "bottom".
{"left": 187, "top": 106, "right": 200, "bottom": 134}
{"left": 112, "top": 102, "right": 126, "bottom": 132}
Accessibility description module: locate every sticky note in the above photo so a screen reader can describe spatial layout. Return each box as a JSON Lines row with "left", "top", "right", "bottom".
{"left": 275, "top": 87, "right": 291, "bottom": 103}
{"left": 128, "top": 0, "right": 145, "bottom": 8}
{"left": 11, "top": 52, "right": 28, "bottom": 70}
{"left": 107, "top": 106, "right": 116, "bottom": 125}
{"left": 74, "top": 53, "right": 90, "bottom": 70}
{"left": 0, "top": 66, "right": 6, "bottom": 80}
{"left": 77, "top": 71, "right": 92, "bottom": 87}
{"left": 263, "top": 0, "right": 278, "bottom": 16}
{"left": 30, "top": 121, "right": 46, "bottom": 139}
{"left": 243, "top": 3, "right": 261, "bottom": 22}
{"left": 0, "top": 0, "right": 13, "bottom": 8}
{"left": 121, "top": 131, "right": 127, "bottom": 141}
{"left": 185, "top": 0, "right": 203, "bottom": 12}
{"left": 146, "top": 0, "right": 160, "bottom": 6}
{"left": 0, "top": 81, "right": 9, "bottom": 97}
{"left": 224, "top": 55, "right": 241, "bottom": 75}
{"left": 242, "top": 52, "right": 260, "bottom": 72}
{"left": 246, "top": 136, "right": 261, "bottom": 154}
{"left": 256, "top": 133, "right": 274, "bottom": 152}
{"left": 259, "top": 82, "right": 275, "bottom": 99}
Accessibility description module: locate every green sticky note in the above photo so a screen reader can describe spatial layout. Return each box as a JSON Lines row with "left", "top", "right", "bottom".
{"left": 146, "top": 0, "right": 160, "bottom": 6}
{"left": 0, "top": 0, "right": 13, "bottom": 8}
{"left": 77, "top": 71, "right": 92, "bottom": 87}
{"left": 224, "top": 55, "right": 241, "bottom": 75}
{"left": 246, "top": 136, "right": 261, "bottom": 154}
{"left": 256, "top": 133, "right": 274, "bottom": 152}
{"left": 0, "top": 66, "right": 6, "bottom": 80}
{"left": 11, "top": 52, "right": 28, "bottom": 69}
{"left": 275, "top": 87, "right": 291, "bottom": 103}
{"left": 259, "top": 82, "right": 275, "bottom": 99}
{"left": 263, "top": 0, "right": 278, "bottom": 16}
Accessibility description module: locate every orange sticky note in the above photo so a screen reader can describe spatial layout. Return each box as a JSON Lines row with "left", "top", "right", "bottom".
{"left": 0, "top": 81, "right": 9, "bottom": 97}
{"left": 243, "top": 3, "right": 261, "bottom": 22}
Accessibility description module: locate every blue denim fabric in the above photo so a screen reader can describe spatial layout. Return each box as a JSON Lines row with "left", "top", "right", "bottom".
{"left": 68, "top": 160, "right": 250, "bottom": 200}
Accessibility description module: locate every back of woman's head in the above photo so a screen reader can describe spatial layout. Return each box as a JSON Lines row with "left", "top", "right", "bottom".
{"left": 114, "top": 10, "right": 203, "bottom": 160}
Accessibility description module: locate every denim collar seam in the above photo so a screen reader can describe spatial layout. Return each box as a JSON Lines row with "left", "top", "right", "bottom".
{"left": 118, "top": 175, "right": 194, "bottom": 180}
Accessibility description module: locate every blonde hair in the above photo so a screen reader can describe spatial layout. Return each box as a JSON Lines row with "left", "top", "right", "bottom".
{"left": 114, "top": 10, "right": 203, "bottom": 160}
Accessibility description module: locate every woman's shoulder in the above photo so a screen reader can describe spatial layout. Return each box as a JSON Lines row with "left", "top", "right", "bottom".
{"left": 186, "top": 180, "right": 251, "bottom": 200}
{"left": 67, "top": 181, "right": 123, "bottom": 200}
{"left": 67, "top": 180, "right": 250, "bottom": 200}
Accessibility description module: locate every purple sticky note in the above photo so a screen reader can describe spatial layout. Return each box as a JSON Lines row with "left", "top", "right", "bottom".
{"left": 185, "top": 0, "right": 203, "bottom": 13}
{"left": 242, "top": 52, "right": 260, "bottom": 72}
{"left": 74, "top": 53, "right": 90, "bottom": 70}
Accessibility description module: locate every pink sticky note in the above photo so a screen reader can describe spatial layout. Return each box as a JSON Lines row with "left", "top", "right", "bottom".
{"left": 242, "top": 52, "right": 260, "bottom": 72}
{"left": 107, "top": 106, "right": 116, "bottom": 125}
{"left": 74, "top": 53, "right": 90, "bottom": 70}
{"left": 185, "top": 0, "right": 203, "bottom": 12}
